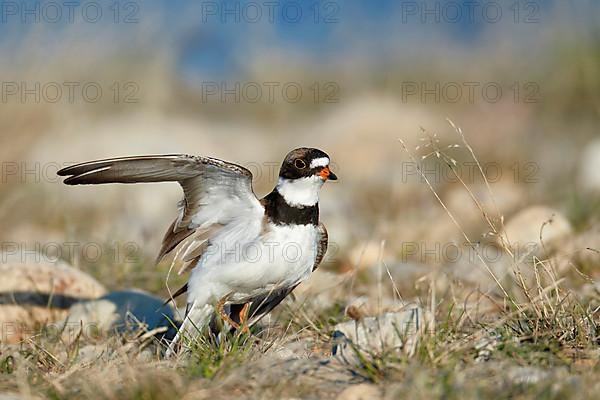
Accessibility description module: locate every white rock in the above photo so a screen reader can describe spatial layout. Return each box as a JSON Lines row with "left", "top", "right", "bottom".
{"left": 448, "top": 244, "right": 513, "bottom": 293}
{"left": 62, "top": 298, "right": 118, "bottom": 340}
{"left": 333, "top": 305, "right": 426, "bottom": 359}
{"left": 75, "top": 344, "right": 111, "bottom": 365}
{"left": 0, "top": 256, "right": 106, "bottom": 343}
{"left": 550, "top": 226, "right": 600, "bottom": 274}
{"left": 445, "top": 181, "right": 524, "bottom": 224}
{"left": 271, "top": 338, "right": 313, "bottom": 360}
{"left": 499, "top": 206, "right": 572, "bottom": 257}
{"left": 578, "top": 139, "right": 600, "bottom": 192}
{"left": 347, "top": 241, "right": 394, "bottom": 272}
{"left": 292, "top": 269, "right": 347, "bottom": 310}
{"left": 344, "top": 295, "right": 413, "bottom": 320}
{"left": 507, "top": 366, "right": 550, "bottom": 385}
{"left": 0, "top": 394, "right": 37, "bottom": 400}
{"left": 336, "top": 384, "right": 381, "bottom": 400}
{"left": 0, "top": 254, "right": 106, "bottom": 297}
{"left": 61, "top": 289, "right": 178, "bottom": 342}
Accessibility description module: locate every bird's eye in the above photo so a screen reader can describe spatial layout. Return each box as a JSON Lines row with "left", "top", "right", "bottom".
{"left": 294, "top": 159, "right": 307, "bottom": 169}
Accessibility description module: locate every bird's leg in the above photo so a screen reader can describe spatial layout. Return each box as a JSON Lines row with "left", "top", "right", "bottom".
{"left": 216, "top": 294, "right": 240, "bottom": 331}
{"left": 238, "top": 303, "right": 250, "bottom": 334}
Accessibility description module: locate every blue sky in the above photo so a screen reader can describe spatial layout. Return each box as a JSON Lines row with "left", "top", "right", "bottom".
{"left": 0, "top": 0, "right": 591, "bottom": 79}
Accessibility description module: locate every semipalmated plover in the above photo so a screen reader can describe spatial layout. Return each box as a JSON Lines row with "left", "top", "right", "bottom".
{"left": 58, "top": 148, "right": 337, "bottom": 352}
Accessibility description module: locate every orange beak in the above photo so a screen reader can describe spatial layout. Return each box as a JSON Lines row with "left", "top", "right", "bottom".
{"left": 318, "top": 166, "right": 338, "bottom": 181}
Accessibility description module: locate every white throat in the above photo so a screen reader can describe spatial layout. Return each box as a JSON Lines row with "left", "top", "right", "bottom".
{"left": 277, "top": 176, "right": 324, "bottom": 207}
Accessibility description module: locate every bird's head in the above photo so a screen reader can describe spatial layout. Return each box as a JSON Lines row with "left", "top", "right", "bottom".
{"left": 276, "top": 147, "right": 337, "bottom": 207}
{"left": 279, "top": 147, "right": 337, "bottom": 182}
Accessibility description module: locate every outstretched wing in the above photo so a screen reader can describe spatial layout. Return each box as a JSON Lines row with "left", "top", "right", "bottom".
{"left": 58, "top": 154, "right": 265, "bottom": 267}
{"left": 227, "top": 223, "right": 329, "bottom": 329}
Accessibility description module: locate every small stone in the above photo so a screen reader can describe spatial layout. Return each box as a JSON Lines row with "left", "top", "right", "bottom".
{"left": 76, "top": 344, "right": 110, "bottom": 365}
{"left": 499, "top": 206, "right": 572, "bottom": 257}
{"left": 474, "top": 332, "right": 500, "bottom": 363}
{"left": 333, "top": 305, "right": 425, "bottom": 359}
{"left": 0, "top": 394, "right": 39, "bottom": 400}
{"left": 344, "top": 296, "right": 407, "bottom": 320}
{"left": 0, "top": 257, "right": 106, "bottom": 343}
{"left": 347, "top": 242, "right": 390, "bottom": 271}
{"left": 292, "top": 269, "right": 346, "bottom": 310}
{"left": 507, "top": 366, "right": 550, "bottom": 385}
{"left": 449, "top": 246, "right": 513, "bottom": 294}
{"left": 550, "top": 226, "right": 600, "bottom": 275}
{"left": 61, "top": 289, "right": 179, "bottom": 342}
{"left": 578, "top": 139, "right": 600, "bottom": 192}
{"left": 336, "top": 384, "right": 381, "bottom": 400}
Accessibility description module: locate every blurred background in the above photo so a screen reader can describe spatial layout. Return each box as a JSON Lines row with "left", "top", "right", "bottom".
{"left": 1, "top": 0, "right": 599, "bottom": 307}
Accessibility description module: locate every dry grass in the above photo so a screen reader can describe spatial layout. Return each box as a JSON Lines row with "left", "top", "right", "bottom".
{"left": 1, "top": 123, "right": 599, "bottom": 400}
{"left": 1, "top": 8, "right": 600, "bottom": 397}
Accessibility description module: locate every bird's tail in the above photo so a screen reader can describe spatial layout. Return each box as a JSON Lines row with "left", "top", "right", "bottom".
{"left": 165, "top": 302, "right": 213, "bottom": 357}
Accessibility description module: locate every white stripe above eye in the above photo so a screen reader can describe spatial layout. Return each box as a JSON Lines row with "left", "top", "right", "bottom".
{"left": 310, "top": 157, "right": 330, "bottom": 169}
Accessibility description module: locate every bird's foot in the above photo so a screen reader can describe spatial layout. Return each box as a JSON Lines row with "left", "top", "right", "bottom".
{"left": 238, "top": 302, "right": 250, "bottom": 334}
{"left": 216, "top": 294, "right": 241, "bottom": 331}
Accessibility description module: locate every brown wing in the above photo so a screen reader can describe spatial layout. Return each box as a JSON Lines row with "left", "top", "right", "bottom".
{"left": 58, "top": 154, "right": 264, "bottom": 267}
{"left": 313, "top": 222, "right": 329, "bottom": 271}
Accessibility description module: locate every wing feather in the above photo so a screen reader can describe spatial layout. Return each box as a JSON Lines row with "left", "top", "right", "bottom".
{"left": 313, "top": 223, "right": 328, "bottom": 271}
{"left": 58, "top": 154, "right": 263, "bottom": 263}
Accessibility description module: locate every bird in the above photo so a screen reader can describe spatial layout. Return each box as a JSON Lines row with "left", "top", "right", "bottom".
{"left": 57, "top": 147, "right": 337, "bottom": 353}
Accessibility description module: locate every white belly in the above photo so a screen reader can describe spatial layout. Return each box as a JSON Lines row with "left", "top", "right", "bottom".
{"left": 188, "top": 224, "right": 319, "bottom": 304}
